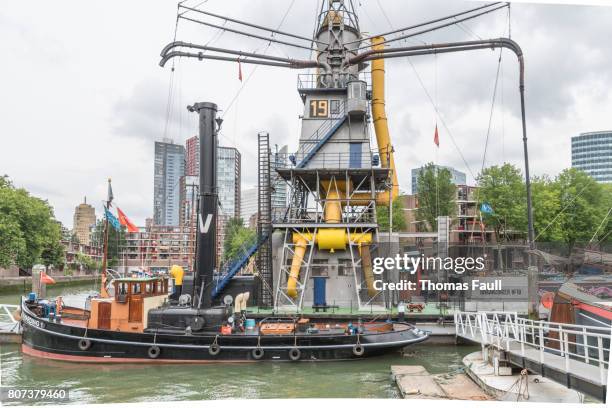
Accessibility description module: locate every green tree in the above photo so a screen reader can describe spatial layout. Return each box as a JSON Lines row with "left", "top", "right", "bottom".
{"left": 598, "top": 184, "right": 612, "bottom": 244}
{"left": 40, "top": 226, "right": 65, "bottom": 269}
{"left": 224, "top": 228, "right": 257, "bottom": 262}
{"left": 377, "top": 197, "right": 407, "bottom": 232}
{"left": 415, "top": 163, "right": 456, "bottom": 231}
{"left": 531, "top": 175, "right": 563, "bottom": 242}
{"left": 0, "top": 175, "right": 64, "bottom": 269}
{"left": 222, "top": 217, "right": 257, "bottom": 262}
{"left": 75, "top": 252, "right": 98, "bottom": 272}
{"left": 223, "top": 217, "right": 244, "bottom": 257}
{"left": 477, "top": 163, "right": 527, "bottom": 242}
{"left": 556, "top": 168, "right": 606, "bottom": 251}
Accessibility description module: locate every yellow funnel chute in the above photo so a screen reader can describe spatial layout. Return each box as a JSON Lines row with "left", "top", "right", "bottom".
{"left": 351, "top": 36, "right": 399, "bottom": 206}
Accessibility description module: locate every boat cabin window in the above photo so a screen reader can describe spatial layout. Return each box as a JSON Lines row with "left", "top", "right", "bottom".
{"left": 117, "top": 282, "right": 128, "bottom": 295}
{"left": 131, "top": 283, "right": 142, "bottom": 295}
{"left": 145, "top": 282, "right": 152, "bottom": 294}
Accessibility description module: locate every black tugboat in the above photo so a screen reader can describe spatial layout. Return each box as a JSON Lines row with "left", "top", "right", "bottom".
{"left": 20, "top": 102, "right": 428, "bottom": 363}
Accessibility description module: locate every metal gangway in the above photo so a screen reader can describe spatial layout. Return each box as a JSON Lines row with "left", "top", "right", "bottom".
{"left": 454, "top": 311, "right": 610, "bottom": 402}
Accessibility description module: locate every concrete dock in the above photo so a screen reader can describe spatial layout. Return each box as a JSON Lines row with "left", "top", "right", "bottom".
{"left": 463, "top": 351, "right": 583, "bottom": 403}
{"left": 391, "top": 365, "right": 491, "bottom": 400}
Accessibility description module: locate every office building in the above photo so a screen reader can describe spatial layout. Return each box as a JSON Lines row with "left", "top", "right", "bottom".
{"left": 411, "top": 165, "right": 467, "bottom": 194}
{"left": 72, "top": 197, "right": 96, "bottom": 245}
{"left": 153, "top": 141, "right": 185, "bottom": 226}
{"left": 271, "top": 145, "right": 288, "bottom": 219}
{"left": 241, "top": 187, "right": 258, "bottom": 226}
{"left": 179, "top": 175, "right": 198, "bottom": 227}
{"left": 571, "top": 131, "right": 612, "bottom": 183}
{"left": 185, "top": 135, "right": 199, "bottom": 176}
{"left": 217, "top": 146, "right": 241, "bottom": 218}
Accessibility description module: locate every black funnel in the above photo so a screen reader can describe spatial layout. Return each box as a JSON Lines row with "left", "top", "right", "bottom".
{"left": 189, "top": 102, "right": 218, "bottom": 308}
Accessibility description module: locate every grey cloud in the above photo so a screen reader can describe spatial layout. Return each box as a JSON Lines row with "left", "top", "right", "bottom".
{"left": 111, "top": 77, "right": 196, "bottom": 142}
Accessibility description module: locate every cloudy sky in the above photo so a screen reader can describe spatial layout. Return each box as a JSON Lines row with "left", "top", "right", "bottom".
{"left": 1, "top": 0, "right": 611, "bottom": 228}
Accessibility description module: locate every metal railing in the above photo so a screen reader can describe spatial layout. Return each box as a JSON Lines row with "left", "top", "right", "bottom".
{"left": 454, "top": 311, "right": 610, "bottom": 385}
{"left": 276, "top": 151, "right": 381, "bottom": 170}
{"left": 0, "top": 304, "right": 21, "bottom": 334}
{"left": 297, "top": 72, "right": 372, "bottom": 91}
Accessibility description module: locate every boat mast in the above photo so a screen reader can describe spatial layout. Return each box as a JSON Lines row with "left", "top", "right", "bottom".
{"left": 189, "top": 102, "right": 221, "bottom": 308}
{"left": 100, "top": 178, "right": 113, "bottom": 297}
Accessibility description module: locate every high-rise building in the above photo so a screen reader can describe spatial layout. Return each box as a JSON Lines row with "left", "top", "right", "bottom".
{"left": 179, "top": 175, "right": 198, "bottom": 227}
{"left": 72, "top": 197, "right": 96, "bottom": 245}
{"left": 185, "top": 135, "right": 199, "bottom": 176}
{"left": 153, "top": 141, "right": 185, "bottom": 226}
{"left": 217, "top": 146, "right": 241, "bottom": 218}
{"left": 180, "top": 136, "right": 241, "bottom": 262}
{"left": 271, "top": 145, "right": 288, "bottom": 219}
{"left": 241, "top": 187, "right": 258, "bottom": 226}
{"left": 184, "top": 136, "right": 241, "bottom": 218}
{"left": 571, "top": 131, "right": 612, "bottom": 183}
{"left": 411, "top": 165, "right": 467, "bottom": 194}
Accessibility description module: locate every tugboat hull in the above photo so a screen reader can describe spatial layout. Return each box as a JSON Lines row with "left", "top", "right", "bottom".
{"left": 21, "top": 299, "right": 428, "bottom": 363}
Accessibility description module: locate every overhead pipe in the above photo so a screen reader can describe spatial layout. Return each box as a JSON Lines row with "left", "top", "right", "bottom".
{"left": 353, "top": 4, "right": 509, "bottom": 52}
{"left": 343, "top": 2, "right": 503, "bottom": 47}
{"left": 161, "top": 41, "right": 307, "bottom": 64}
{"left": 348, "top": 37, "right": 534, "bottom": 249}
{"left": 159, "top": 51, "right": 319, "bottom": 69}
{"left": 350, "top": 36, "right": 537, "bottom": 314}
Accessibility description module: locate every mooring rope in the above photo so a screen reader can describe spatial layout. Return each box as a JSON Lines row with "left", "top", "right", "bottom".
{"left": 501, "top": 368, "right": 530, "bottom": 401}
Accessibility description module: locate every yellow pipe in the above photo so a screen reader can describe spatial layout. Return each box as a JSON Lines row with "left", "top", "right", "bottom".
{"left": 287, "top": 236, "right": 308, "bottom": 299}
{"left": 359, "top": 243, "right": 377, "bottom": 297}
{"left": 321, "top": 180, "right": 342, "bottom": 224}
{"left": 286, "top": 230, "right": 374, "bottom": 298}
{"left": 351, "top": 36, "right": 398, "bottom": 207}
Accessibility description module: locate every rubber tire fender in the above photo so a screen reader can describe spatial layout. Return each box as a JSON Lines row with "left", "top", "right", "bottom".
{"left": 78, "top": 338, "right": 91, "bottom": 351}
{"left": 251, "top": 347, "right": 264, "bottom": 360}
{"left": 352, "top": 344, "right": 365, "bottom": 357}
{"left": 209, "top": 343, "right": 221, "bottom": 356}
{"left": 148, "top": 345, "right": 161, "bottom": 359}
{"left": 288, "top": 347, "right": 301, "bottom": 361}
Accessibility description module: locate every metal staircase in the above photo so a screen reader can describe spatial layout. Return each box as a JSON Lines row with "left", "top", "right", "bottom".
{"left": 296, "top": 100, "right": 346, "bottom": 168}
{"left": 211, "top": 233, "right": 270, "bottom": 299}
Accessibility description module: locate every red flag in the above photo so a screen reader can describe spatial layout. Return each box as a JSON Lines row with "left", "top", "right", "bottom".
{"left": 434, "top": 123, "right": 440, "bottom": 147}
{"left": 117, "top": 207, "right": 139, "bottom": 233}
{"left": 41, "top": 271, "right": 56, "bottom": 285}
{"left": 238, "top": 58, "right": 243, "bottom": 81}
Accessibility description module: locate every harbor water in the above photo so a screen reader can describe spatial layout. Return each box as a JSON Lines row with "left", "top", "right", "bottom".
{"left": 0, "top": 283, "right": 478, "bottom": 404}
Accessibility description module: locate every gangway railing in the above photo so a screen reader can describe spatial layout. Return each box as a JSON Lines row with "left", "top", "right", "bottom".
{"left": 0, "top": 304, "right": 21, "bottom": 334}
{"left": 454, "top": 311, "right": 610, "bottom": 398}
{"left": 212, "top": 233, "right": 270, "bottom": 299}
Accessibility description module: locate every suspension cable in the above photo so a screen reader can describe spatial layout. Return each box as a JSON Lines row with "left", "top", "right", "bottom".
{"left": 178, "top": 15, "right": 317, "bottom": 52}
{"left": 355, "top": 3, "right": 508, "bottom": 51}
{"left": 348, "top": 2, "right": 502, "bottom": 46}
{"left": 589, "top": 207, "right": 612, "bottom": 243}
{"left": 534, "top": 183, "right": 590, "bottom": 241}
{"left": 178, "top": 4, "right": 325, "bottom": 45}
